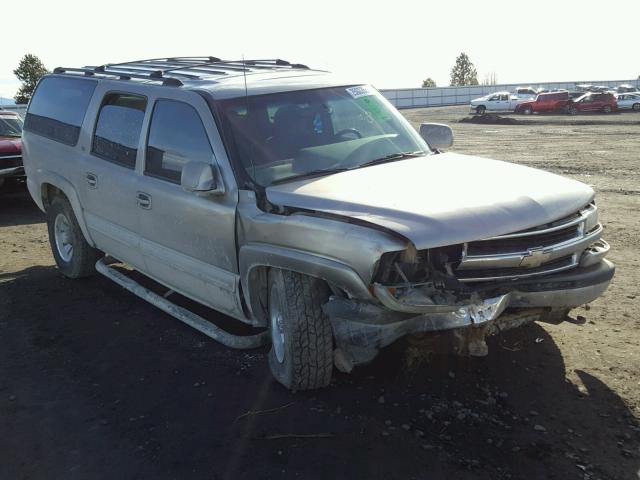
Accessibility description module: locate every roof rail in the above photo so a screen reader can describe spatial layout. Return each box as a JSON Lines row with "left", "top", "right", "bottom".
{"left": 53, "top": 66, "right": 183, "bottom": 86}
{"left": 53, "top": 57, "right": 312, "bottom": 87}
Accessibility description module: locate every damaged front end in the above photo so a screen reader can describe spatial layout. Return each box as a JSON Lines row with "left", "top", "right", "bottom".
{"left": 323, "top": 203, "right": 615, "bottom": 372}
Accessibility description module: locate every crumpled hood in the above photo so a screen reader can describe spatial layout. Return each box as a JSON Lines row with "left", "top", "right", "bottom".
{"left": 0, "top": 137, "right": 22, "bottom": 154}
{"left": 266, "top": 152, "right": 594, "bottom": 250}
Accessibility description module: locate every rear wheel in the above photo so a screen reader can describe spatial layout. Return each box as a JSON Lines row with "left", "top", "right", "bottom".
{"left": 476, "top": 105, "right": 486, "bottom": 115}
{"left": 522, "top": 106, "right": 533, "bottom": 115}
{"left": 47, "top": 196, "right": 101, "bottom": 278}
{"left": 603, "top": 105, "right": 612, "bottom": 113}
{"left": 567, "top": 106, "right": 578, "bottom": 115}
{"left": 267, "top": 269, "right": 333, "bottom": 390}
{"left": 632, "top": 103, "right": 640, "bottom": 111}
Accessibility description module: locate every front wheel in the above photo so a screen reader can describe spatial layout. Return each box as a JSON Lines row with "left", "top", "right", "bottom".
{"left": 268, "top": 269, "right": 333, "bottom": 390}
{"left": 476, "top": 105, "right": 486, "bottom": 115}
{"left": 47, "top": 196, "right": 101, "bottom": 278}
{"left": 567, "top": 106, "right": 578, "bottom": 115}
{"left": 632, "top": 103, "right": 640, "bottom": 111}
{"left": 603, "top": 105, "right": 612, "bottom": 113}
{"left": 522, "top": 106, "right": 533, "bottom": 115}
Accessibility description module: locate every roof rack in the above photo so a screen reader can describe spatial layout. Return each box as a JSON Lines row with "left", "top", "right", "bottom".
{"left": 53, "top": 57, "right": 311, "bottom": 88}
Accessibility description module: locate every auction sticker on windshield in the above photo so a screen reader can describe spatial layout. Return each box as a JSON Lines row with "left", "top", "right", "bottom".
{"left": 346, "top": 85, "right": 375, "bottom": 98}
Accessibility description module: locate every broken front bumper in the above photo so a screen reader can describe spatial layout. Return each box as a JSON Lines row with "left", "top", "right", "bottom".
{"left": 324, "top": 260, "right": 614, "bottom": 371}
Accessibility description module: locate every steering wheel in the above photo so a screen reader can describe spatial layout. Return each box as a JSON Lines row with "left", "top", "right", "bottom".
{"left": 335, "top": 128, "right": 363, "bottom": 140}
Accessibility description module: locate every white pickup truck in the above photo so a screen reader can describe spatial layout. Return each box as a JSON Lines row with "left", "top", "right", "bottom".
{"left": 470, "top": 91, "right": 530, "bottom": 115}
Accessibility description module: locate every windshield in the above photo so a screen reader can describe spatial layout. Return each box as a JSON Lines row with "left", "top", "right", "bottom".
{"left": 219, "top": 85, "right": 430, "bottom": 186}
{"left": 0, "top": 115, "right": 23, "bottom": 137}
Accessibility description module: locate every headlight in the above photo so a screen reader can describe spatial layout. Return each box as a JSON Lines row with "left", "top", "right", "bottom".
{"left": 582, "top": 203, "right": 599, "bottom": 233}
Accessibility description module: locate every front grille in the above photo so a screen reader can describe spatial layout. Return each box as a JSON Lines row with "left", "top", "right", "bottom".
{"left": 467, "top": 224, "right": 580, "bottom": 255}
{"left": 456, "top": 203, "right": 600, "bottom": 283}
{"left": 457, "top": 255, "right": 576, "bottom": 282}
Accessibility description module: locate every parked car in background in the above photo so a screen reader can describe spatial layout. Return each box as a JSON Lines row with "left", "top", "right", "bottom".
{"left": 567, "top": 93, "right": 617, "bottom": 114}
{"left": 515, "top": 86, "right": 537, "bottom": 99}
{"left": 592, "top": 86, "right": 614, "bottom": 93}
{"left": 575, "top": 84, "right": 594, "bottom": 92}
{"left": 470, "top": 91, "right": 528, "bottom": 114}
{"left": 615, "top": 84, "right": 638, "bottom": 93}
{"left": 615, "top": 92, "right": 640, "bottom": 111}
{"left": 0, "top": 110, "right": 24, "bottom": 188}
{"left": 515, "top": 91, "right": 570, "bottom": 114}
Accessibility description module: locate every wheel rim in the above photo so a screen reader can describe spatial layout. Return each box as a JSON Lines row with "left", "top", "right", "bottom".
{"left": 269, "top": 287, "right": 286, "bottom": 364}
{"left": 54, "top": 213, "right": 74, "bottom": 262}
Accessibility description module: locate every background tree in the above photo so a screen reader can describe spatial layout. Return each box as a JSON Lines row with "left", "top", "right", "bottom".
{"left": 482, "top": 71, "right": 498, "bottom": 86}
{"left": 13, "top": 54, "right": 49, "bottom": 104}
{"left": 449, "top": 53, "right": 478, "bottom": 86}
{"left": 421, "top": 78, "right": 437, "bottom": 88}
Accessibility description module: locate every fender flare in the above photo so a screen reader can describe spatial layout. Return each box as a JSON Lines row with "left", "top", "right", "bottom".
{"left": 36, "top": 170, "right": 96, "bottom": 247}
{"left": 239, "top": 243, "right": 374, "bottom": 326}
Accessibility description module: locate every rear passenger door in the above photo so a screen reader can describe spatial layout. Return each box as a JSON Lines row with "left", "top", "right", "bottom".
{"left": 136, "top": 92, "right": 243, "bottom": 318}
{"left": 78, "top": 88, "right": 148, "bottom": 268}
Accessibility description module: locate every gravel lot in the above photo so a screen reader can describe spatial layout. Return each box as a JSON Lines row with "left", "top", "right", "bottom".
{"left": 1, "top": 106, "right": 639, "bottom": 479}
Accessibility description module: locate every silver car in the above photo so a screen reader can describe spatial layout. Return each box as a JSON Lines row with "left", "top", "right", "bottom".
{"left": 22, "top": 58, "right": 615, "bottom": 390}
{"left": 615, "top": 92, "right": 640, "bottom": 111}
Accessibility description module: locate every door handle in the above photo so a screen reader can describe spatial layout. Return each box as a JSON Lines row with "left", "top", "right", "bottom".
{"left": 86, "top": 172, "right": 98, "bottom": 189}
{"left": 136, "top": 192, "right": 152, "bottom": 210}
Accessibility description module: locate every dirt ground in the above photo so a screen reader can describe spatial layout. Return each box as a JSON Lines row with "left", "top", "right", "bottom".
{"left": 1, "top": 106, "right": 639, "bottom": 480}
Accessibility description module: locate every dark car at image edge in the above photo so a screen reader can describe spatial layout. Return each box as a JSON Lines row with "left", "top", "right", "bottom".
{"left": 0, "top": 110, "right": 24, "bottom": 188}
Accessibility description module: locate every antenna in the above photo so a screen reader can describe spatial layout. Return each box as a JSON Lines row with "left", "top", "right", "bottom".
{"left": 242, "top": 54, "right": 256, "bottom": 182}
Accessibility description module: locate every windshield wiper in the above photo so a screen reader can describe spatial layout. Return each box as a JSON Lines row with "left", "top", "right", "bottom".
{"left": 271, "top": 167, "right": 350, "bottom": 185}
{"left": 355, "top": 151, "right": 426, "bottom": 169}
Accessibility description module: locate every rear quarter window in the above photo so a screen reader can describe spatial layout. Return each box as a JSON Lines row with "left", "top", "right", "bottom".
{"left": 24, "top": 76, "right": 97, "bottom": 146}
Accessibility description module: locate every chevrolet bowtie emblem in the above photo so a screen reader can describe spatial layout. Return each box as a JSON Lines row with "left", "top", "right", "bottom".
{"left": 519, "top": 248, "right": 552, "bottom": 268}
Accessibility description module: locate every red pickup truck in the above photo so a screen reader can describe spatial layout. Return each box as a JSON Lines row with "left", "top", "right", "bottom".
{"left": 0, "top": 110, "right": 23, "bottom": 188}
{"left": 515, "top": 91, "right": 570, "bottom": 114}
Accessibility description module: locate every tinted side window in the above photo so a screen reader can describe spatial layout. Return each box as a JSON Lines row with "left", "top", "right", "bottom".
{"left": 24, "top": 77, "right": 97, "bottom": 146}
{"left": 92, "top": 94, "right": 146, "bottom": 168}
{"left": 145, "top": 100, "right": 213, "bottom": 183}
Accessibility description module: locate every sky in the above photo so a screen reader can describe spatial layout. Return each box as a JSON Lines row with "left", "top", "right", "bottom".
{"left": 1, "top": 0, "right": 639, "bottom": 101}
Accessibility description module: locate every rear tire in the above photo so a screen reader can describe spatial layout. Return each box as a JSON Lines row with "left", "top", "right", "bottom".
{"left": 568, "top": 106, "right": 578, "bottom": 115}
{"left": 267, "top": 269, "right": 333, "bottom": 390}
{"left": 632, "top": 103, "right": 640, "bottom": 111}
{"left": 47, "top": 196, "right": 101, "bottom": 278}
{"left": 476, "top": 105, "right": 486, "bottom": 115}
{"left": 523, "top": 106, "right": 533, "bottom": 115}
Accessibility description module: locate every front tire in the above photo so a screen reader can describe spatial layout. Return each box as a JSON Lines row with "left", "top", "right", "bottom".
{"left": 522, "top": 106, "right": 533, "bottom": 115}
{"left": 632, "top": 103, "right": 640, "bottom": 111}
{"left": 476, "top": 105, "right": 486, "bottom": 115}
{"left": 47, "top": 196, "right": 101, "bottom": 278}
{"left": 267, "top": 269, "right": 333, "bottom": 390}
{"left": 603, "top": 105, "right": 612, "bottom": 113}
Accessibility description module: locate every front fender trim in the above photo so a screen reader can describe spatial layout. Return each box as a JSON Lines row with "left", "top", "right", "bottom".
{"left": 240, "top": 243, "right": 373, "bottom": 325}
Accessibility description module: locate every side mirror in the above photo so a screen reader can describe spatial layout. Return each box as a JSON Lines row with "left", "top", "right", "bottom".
{"left": 420, "top": 123, "right": 454, "bottom": 150}
{"left": 181, "top": 160, "right": 224, "bottom": 195}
